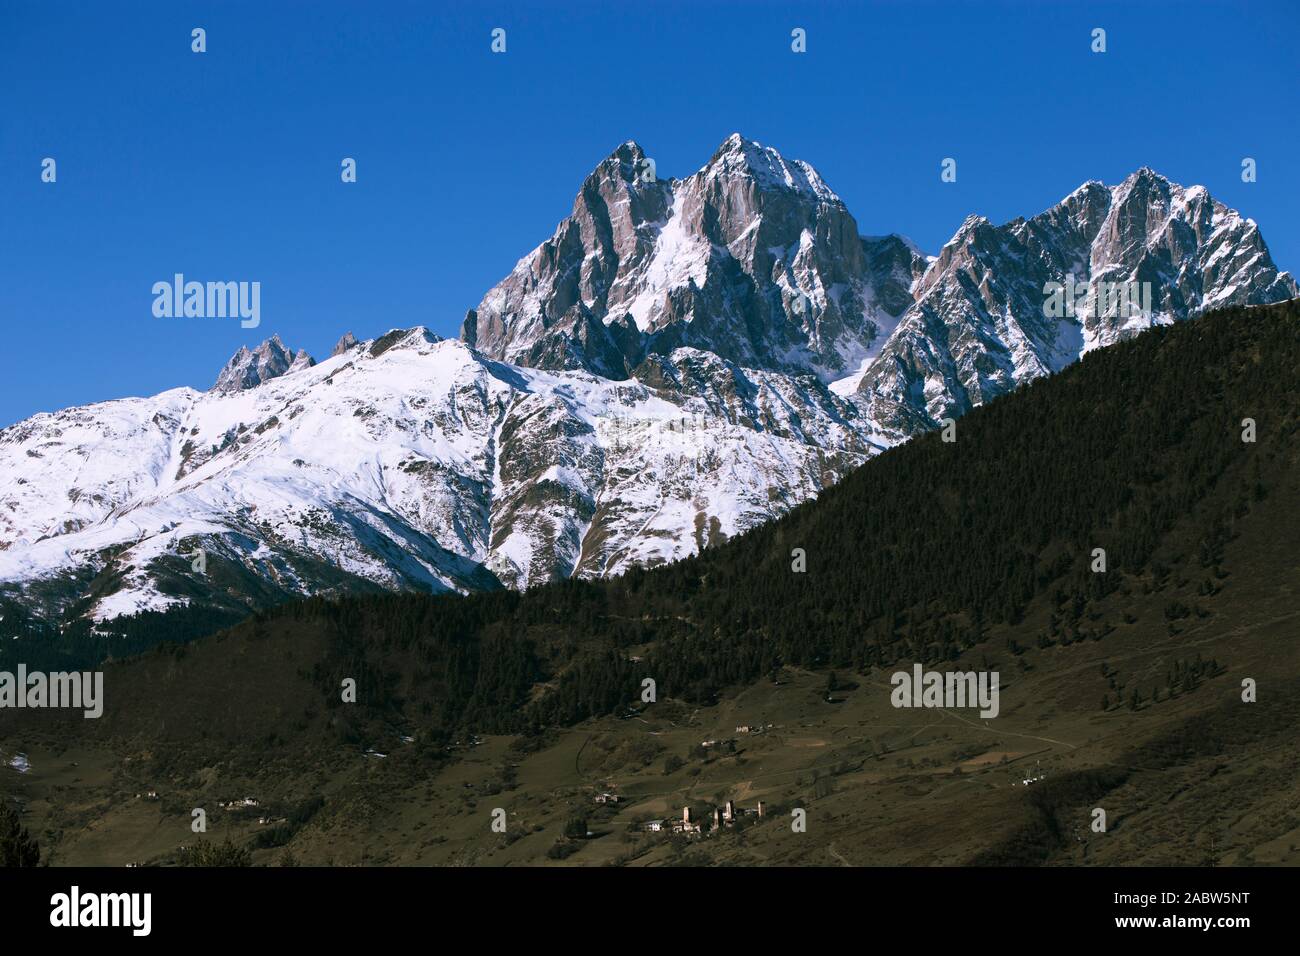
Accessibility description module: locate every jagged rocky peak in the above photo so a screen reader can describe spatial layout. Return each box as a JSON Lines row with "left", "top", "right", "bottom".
{"left": 331, "top": 331, "right": 359, "bottom": 357}
{"left": 462, "top": 133, "right": 911, "bottom": 383}
{"left": 855, "top": 168, "right": 1298, "bottom": 441}
{"left": 583, "top": 139, "right": 657, "bottom": 191}
{"left": 211, "top": 335, "right": 312, "bottom": 394}
{"left": 859, "top": 234, "right": 931, "bottom": 318}
{"left": 365, "top": 326, "right": 445, "bottom": 359}
{"left": 1086, "top": 169, "right": 1295, "bottom": 305}
{"left": 700, "top": 132, "right": 842, "bottom": 205}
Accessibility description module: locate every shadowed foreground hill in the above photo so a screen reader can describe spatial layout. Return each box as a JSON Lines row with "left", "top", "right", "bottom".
{"left": 3, "top": 298, "right": 1298, "bottom": 866}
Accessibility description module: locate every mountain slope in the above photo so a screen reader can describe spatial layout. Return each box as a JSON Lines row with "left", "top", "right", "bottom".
{"left": 0, "top": 329, "right": 878, "bottom": 623}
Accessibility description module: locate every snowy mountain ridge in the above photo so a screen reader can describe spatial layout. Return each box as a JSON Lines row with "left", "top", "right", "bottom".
{"left": 0, "top": 326, "right": 878, "bottom": 621}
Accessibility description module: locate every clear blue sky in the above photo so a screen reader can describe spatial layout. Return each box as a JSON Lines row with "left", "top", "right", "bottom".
{"left": 2, "top": 0, "right": 1296, "bottom": 427}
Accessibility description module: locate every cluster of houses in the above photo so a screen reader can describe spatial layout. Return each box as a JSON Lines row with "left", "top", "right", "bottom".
{"left": 1016, "top": 763, "right": 1048, "bottom": 788}
{"left": 700, "top": 724, "right": 774, "bottom": 751}
{"left": 134, "top": 790, "right": 159, "bottom": 800}
{"left": 219, "top": 796, "right": 260, "bottom": 810}
{"left": 642, "top": 801, "right": 766, "bottom": 835}
{"left": 218, "top": 796, "right": 287, "bottom": 823}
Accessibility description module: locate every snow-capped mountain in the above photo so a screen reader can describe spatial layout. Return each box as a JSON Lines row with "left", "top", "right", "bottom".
{"left": 466, "top": 135, "right": 1293, "bottom": 440}
{"left": 462, "top": 134, "right": 927, "bottom": 381}
{"left": 0, "top": 329, "right": 878, "bottom": 621}
{"left": 0, "top": 135, "right": 1293, "bottom": 623}
{"left": 854, "top": 168, "right": 1298, "bottom": 437}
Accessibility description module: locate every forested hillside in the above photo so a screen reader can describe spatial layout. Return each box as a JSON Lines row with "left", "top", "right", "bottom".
{"left": 22, "top": 298, "right": 1292, "bottom": 747}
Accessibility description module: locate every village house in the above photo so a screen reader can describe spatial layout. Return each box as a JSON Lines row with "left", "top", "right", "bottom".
{"left": 661, "top": 800, "right": 768, "bottom": 835}
{"left": 641, "top": 801, "right": 768, "bottom": 836}
{"left": 1017, "top": 761, "right": 1048, "bottom": 787}
{"left": 673, "top": 806, "right": 703, "bottom": 835}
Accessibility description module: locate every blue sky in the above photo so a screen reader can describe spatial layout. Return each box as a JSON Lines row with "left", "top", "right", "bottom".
{"left": 1, "top": 0, "right": 1296, "bottom": 426}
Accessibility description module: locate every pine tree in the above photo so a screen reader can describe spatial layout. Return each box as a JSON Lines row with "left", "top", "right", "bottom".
{"left": 182, "top": 836, "right": 252, "bottom": 866}
{"left": 0, "top": 803, "right": 40, "bottom": 867}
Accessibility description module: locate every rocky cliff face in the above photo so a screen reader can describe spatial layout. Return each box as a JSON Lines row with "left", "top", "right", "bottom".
{"left": 211, "top": 334, "right": 314, "bottom": 395}
{"left": 466, "top": 136, "right": 1293, "bottom": 443}
{"left": 462, "top": 134, "right": 925, "bottom": 381}
{"left": 855, "top": 168, "right": 1297, "bottom": 437}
